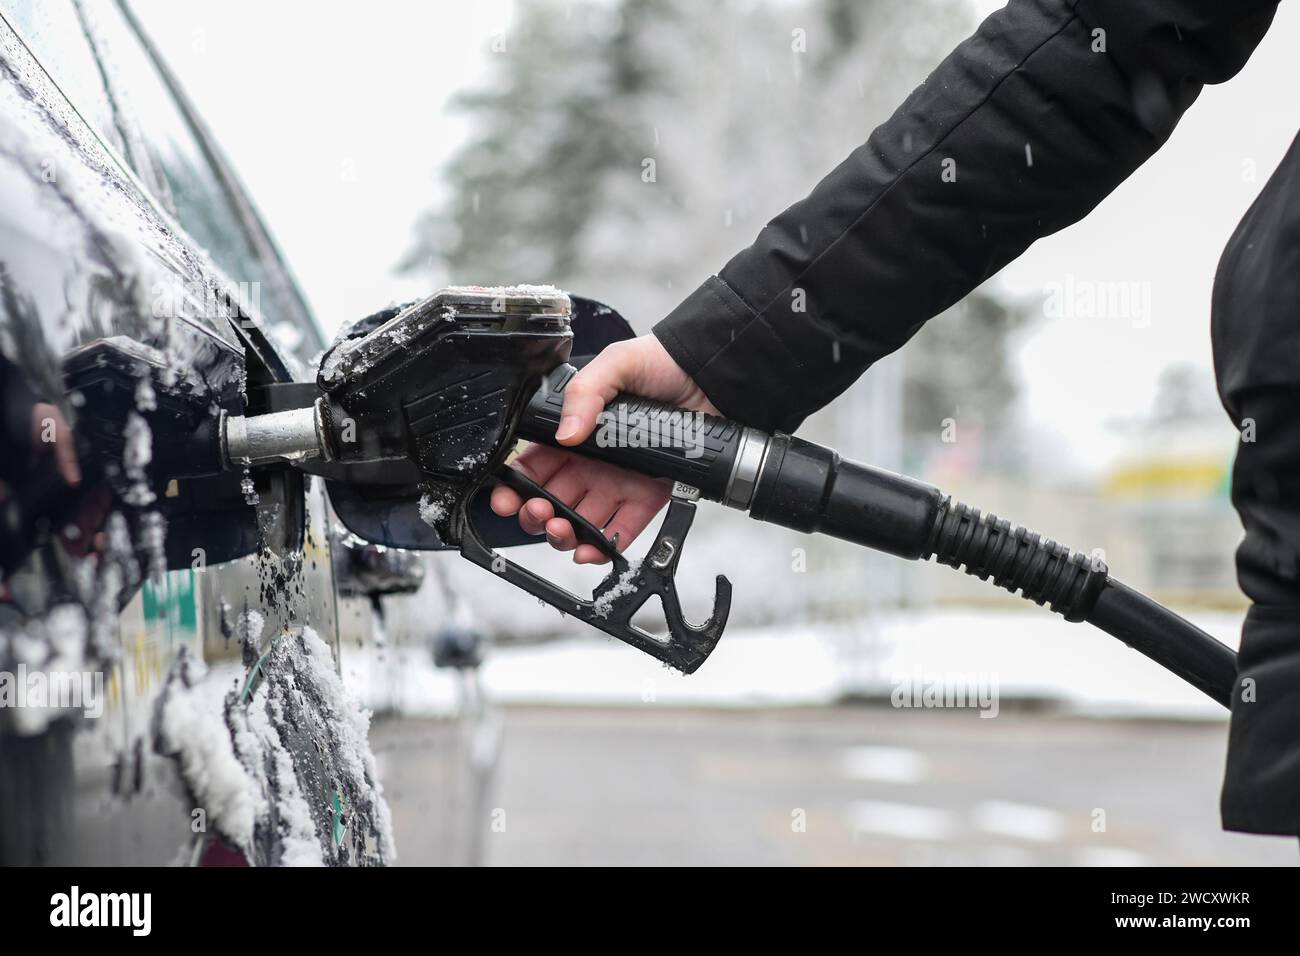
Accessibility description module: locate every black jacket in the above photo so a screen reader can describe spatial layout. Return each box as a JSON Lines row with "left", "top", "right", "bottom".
{"left": 653, "top": 0, "right": 1297, "bottom": 835}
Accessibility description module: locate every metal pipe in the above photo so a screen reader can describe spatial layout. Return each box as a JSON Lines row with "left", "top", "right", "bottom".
{"left": 224, "top": 400, "right": 330, "bottom": 467}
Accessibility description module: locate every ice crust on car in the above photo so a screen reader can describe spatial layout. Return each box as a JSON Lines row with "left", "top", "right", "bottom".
{"left": 152, "top": 628, "right": 396, "bottom": 866}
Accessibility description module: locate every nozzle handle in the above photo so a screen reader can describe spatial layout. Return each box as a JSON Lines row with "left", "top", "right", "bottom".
{"left": 518, "top": 365, "right": 762, "bottom": 506}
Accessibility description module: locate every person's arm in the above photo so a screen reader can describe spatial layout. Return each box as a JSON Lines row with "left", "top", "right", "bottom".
{"left": 653, "top": 0, "right": 1277, "bottom": 433}
{"left": 498, "top": 0, "right": 1278, "bottom": 563}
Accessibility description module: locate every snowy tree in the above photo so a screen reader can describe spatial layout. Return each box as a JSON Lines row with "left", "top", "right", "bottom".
{"left": 403, "top": 0, "right": 1033, "bottom": 463}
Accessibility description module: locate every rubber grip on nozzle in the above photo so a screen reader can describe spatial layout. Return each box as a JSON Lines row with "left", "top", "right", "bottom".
{"left": 517, "top": 365, "right": 744, "bottom": 501}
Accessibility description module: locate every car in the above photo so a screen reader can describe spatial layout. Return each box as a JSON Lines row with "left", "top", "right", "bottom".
{"left": 0, "top": 0, "right": 490, "bottom": 866}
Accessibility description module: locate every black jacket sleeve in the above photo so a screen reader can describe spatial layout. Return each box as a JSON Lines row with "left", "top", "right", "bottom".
{"left": 652, "top": 0, "right": 1278, "bottom": 433}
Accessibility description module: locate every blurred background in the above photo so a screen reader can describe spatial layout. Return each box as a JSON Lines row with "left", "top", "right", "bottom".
{"left": 131, "top": 0, "right": 1300, "bottom": 864}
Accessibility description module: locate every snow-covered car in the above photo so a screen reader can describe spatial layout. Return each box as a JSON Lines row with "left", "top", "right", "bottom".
{"left": 0, "top": 1, "right": 486, "bottom": 865}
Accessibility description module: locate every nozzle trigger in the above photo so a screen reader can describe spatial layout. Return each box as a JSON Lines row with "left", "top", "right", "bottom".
{"left": 458, "top": 471, "right": 730, "bottom": 674}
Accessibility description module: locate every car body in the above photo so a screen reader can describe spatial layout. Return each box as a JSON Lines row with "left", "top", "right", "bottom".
{"left": 0, "top": 0, "right": 487, "bottom": 865}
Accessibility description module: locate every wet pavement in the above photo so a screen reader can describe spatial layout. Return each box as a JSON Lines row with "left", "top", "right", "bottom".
{"left": 373, "top": 705, "right": 1299, "bottom": 866}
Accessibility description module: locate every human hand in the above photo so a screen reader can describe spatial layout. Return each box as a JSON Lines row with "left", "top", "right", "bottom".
{"left": 489, "top": 334, "right": 717, "bottom": 564}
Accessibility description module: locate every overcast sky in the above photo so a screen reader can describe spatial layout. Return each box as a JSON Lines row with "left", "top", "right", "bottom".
{"left": 965, "top": 0, "right": 1300, "bottom": 460}
{"left": 133, "top": 0, "right": 1300, "bottom": 466}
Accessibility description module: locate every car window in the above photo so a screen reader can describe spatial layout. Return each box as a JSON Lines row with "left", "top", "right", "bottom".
{"left": 0, "top": 0, "right": 127, "bottom": 157}
{"left": 79, "top": 1, "right": 271, "bottom": 299}
{"left": 82, "top": 2, "right": 325, "bottom": 372}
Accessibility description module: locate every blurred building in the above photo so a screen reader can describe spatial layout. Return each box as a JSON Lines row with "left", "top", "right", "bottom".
{"left": 914, "top": 365, "right": 1244, "bottom": 611}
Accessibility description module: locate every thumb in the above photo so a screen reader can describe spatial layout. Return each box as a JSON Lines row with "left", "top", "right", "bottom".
{"left": 555, "top": 341, "right": 637, "bottom": 446}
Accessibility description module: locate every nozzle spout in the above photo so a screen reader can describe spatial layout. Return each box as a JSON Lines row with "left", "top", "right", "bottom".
{"left": 223, "top": 400, "right": 332, "bottom": 467}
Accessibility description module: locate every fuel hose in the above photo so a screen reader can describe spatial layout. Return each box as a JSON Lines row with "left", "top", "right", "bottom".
{"left": 520, "top": 365, "right": 1239, "bottom": 708}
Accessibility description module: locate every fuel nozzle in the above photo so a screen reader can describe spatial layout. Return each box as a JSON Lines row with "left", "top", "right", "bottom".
{"left": 219, "top": 286, "right": 576, "bottom": 480}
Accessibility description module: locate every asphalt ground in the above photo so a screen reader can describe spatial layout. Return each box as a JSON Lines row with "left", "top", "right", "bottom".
{"left": 372, "top": 705, "right": 1299, "bottom": 866}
